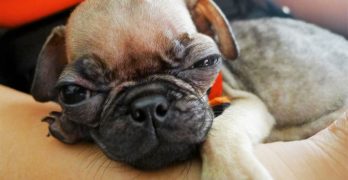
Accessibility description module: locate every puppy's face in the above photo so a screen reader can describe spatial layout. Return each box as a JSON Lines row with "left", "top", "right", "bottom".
{"left": 32, "top": 0, "right": 238, "bottom": 169}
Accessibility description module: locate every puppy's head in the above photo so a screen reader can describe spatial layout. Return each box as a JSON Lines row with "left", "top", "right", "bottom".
{"left": 31, "top": 0, "right": 238, "bottom": 169}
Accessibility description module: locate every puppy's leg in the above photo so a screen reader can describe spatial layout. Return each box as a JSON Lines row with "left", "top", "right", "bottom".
{"left": 201, "top": 85, "right": 275, "bottom": 180}
{"left": 42, "top": 111, "right": 90, "bottom": 144}
{"left": 267, "top": 106, "right": 348, "bottom": 142}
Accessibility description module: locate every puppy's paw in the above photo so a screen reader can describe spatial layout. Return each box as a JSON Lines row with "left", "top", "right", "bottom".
{"left": 201, "top": 102, "right": 274, "bottom": 180}
{"left": 42, "top": 111, "right": 89, "bottom": 144}
{"left": 201, "top": 137, "right": 273, "bottom": 180}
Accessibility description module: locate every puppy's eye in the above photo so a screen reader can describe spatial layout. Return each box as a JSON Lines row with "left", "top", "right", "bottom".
{"left": 60, "top": 85, "right": 91, "bottom": 105}
{"left": 190, "top": 55, "right": 221, "bottom": 69}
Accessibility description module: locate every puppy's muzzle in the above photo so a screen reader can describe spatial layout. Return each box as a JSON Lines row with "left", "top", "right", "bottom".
{"left": 90, "top": 80, "right": 213, "bottom": 169}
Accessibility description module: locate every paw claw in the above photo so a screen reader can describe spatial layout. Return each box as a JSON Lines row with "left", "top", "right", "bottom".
{"left": 49, "top": 111, "right": 61, "bottom": 116}
{"left": 42, "top": 116, "right": 55, "bottom": 124}
{"left": 42, "top": 111, "right": 62, "bottom": 124}
{"left": 41, "top": 111, "right": 87, "bottom": 144}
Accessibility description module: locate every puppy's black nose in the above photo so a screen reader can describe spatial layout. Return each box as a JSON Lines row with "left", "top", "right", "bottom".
{"left": 130, "top": 95, "right": 168, "bottom": 122}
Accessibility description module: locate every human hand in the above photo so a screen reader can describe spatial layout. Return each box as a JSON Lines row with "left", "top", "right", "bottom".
{"left": 256, "top": 112, "right": 348, "bottom": 179}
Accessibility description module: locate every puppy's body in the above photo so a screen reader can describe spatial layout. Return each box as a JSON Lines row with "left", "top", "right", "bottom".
{"left": 30, "top": 0, "right": 348, "bottom": 178}
{"left": 228, "top": 18, "right": 348, "bottom": 140}
{"left": 201, "top": 17, "right": 348, "bottom": 179}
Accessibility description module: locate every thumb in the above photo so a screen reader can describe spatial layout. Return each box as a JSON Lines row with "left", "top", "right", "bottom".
{"left": 328, "top": 111, "right": 348, "bottom": 141}
{"left": 307, "top": 111, "right": 348, "bottom": 175}
{"left": 255, "top": 111, "right": 348, "bottom": 179}
{"left": 310, "top": 111, "right": 348, "bottom": 147}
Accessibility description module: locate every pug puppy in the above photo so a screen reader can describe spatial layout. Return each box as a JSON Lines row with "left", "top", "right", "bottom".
{"left": 31, "top": 0, "right": 348, "bottom": 179}
{"left": 31, "top": 0, "right": 239, "bottom": 170}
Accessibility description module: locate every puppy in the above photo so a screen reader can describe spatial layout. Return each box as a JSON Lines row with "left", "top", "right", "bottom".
{"left": 31, "top": 0, "right": 348, "bottom": 178}
{"left": 31, "top": 0, "right": 238, "bottom": 170}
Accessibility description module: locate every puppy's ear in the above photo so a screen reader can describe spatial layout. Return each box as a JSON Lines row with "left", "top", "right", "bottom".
{"left": 31, "top": 26, "right": 68, "bottom": 102}
{"left": 187, "top": 0, "right": 239, "bottom": 60}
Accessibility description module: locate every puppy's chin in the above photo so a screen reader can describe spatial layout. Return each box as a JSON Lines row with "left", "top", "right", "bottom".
{"left": 90, "top": 131, "right": 200, "bottom": 169}
{"left": 89, "top": 80, "right": 213, "bottom": 169}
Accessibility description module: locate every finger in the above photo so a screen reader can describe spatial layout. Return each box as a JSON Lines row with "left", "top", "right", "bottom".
{"left": 328, "top": 112, "right": 348, "bottom": 143}
{"left": 327, "top": 110, "right": 348, "bottom": 141}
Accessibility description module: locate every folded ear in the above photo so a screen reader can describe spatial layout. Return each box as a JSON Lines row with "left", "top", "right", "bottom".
{"left": 31, "top": 26, "right": 68, "bottom": 102}
{"left": 187, "top": 0, "right": 239, "bottom": 60}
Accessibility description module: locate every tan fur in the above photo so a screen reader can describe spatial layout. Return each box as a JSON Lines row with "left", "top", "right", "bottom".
{"left": 201, "top": 86, "right": 275, "bottom": 180}
{"left": 66, "top": 0, "right": 195, "bottom": 79}
{"left": 186, "top": 0, "right": 239, "bottom": 60}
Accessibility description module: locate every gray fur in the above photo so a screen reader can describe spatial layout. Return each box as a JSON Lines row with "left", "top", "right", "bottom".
{"left": 225, "top": 17, "right": 348, "bottom": 140}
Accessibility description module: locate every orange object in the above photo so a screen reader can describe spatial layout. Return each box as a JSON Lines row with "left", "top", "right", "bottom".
{"left": 0, "top": 0, "right": 82, "bottom": 28}
{"left": 208, "top": 72, "right": 231, "bottom": 107}
{"left": 208, "top": 72, "right": 231, "bottom": 116}
{"left": 209, "top": 96, "right": 230, "bottom": 107}
{"left": 208, "top": 72, "right": 224, "bottom": 101}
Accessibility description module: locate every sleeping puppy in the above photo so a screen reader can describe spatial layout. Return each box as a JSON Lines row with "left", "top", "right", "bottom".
{"left": 31, "top": 0, "right": 348, "bottom": 178}
{"left": 32, "top": 0, "right": 239, "bottom": 170}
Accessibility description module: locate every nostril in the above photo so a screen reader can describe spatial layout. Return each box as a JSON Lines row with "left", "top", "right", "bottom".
{"left": 132, "top": 109, "right": 147, "bottom": 122}
{"left": 130, "top": 95, "right": 169, "bottom": 122}
{"left": 155, "top": 103, "right": 168, "bottom": 118}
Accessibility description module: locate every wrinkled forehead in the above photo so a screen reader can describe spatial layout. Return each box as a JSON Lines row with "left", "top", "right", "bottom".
{"left": 66, "top": 0, "right": 197, "bottom": 66}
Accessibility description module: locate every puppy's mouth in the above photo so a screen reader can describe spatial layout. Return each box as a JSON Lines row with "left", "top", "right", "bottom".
{"left": 89, "top": 80, "right": 213, "bottom": 169}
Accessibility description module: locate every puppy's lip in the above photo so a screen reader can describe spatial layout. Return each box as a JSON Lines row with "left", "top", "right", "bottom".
{"left": 89, "top": 129, "right": 160, "bottom": 161}
{"left": 89, "top": 131, "right": 108, "bottom": 150}
{"left": 125, "top": 142, "right": 200, "bottom": 170}
{"left": 91, "top": 131, "right": 199, "bottom": 170}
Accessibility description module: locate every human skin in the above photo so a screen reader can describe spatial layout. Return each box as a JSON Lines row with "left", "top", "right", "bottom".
{"left": 256, "top": 118, "right": 348, "bottom": 179}
{"left": 0, "top": 85, "right": 347, "bottom": 179}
